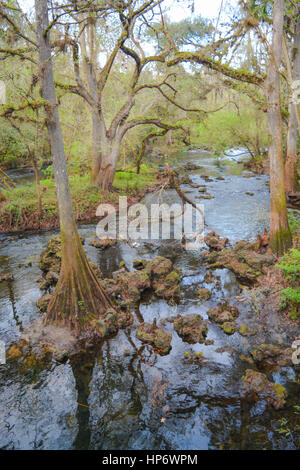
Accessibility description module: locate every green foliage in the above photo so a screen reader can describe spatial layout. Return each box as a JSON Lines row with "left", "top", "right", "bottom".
{"left": 147, "top": 15, "right": 213, "bottom": 50}
{"left": 0, "top": 122, "right": 26, "bottom": 169}
{"left": 193, "top": 105, "right": 268, "bottom": 158}
{"left": 114, "top": 168, "right": 155, "bottom": 193}
{"left": 277, "top": 249, "right": 300, "bottom": 281}
{"left": 280, "top": 287, "right": 300, "bottom": 319}
{"left": 288, "top": 211, "right": 300, "bottom": 234}
{"left": 0, "top": 164, "right": 156, "bottom": 223}
{"left": 276, "top": 249, "right": 300, "bottom": 320}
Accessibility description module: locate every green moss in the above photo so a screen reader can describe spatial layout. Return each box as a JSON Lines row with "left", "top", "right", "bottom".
{"left": 239, "top": 324, "right": 257, "bottom": 337}
{"left": 273, "top": 383, "right": 288, "bottom": 400}
{"left": 270, "top": 227, "right": 292, "bottom": 257}
{"left": 222, "top": 321, "right": 236, "bottom": 335}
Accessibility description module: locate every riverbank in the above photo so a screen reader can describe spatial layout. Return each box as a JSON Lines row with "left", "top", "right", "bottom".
{"left": 0, "top": 166, "right": 162, "bottom": 234}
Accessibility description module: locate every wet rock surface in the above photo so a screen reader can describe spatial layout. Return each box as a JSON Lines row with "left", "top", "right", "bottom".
{"left": 241, "top": 369, "right": 288, "bottom": 410}
{"left": 204, "top": 231, "right": 228, "bottom": 251}
{"left": 0, "top": 273, "right": 14, "bottom": 282}
{"left": 207, "top": 303, "right": 239, "bottom": 324}
{"left": 101, "top": 256, "right": 182, "bottom": 305}
{"left": 174, "top": 314, "right": 208, "bottom": 344}
{"left": 249, "top": 344, "right": 293, "bottom": 368}
{"left": 136, "top": 320, "right": 172, "bottom": 354}
{"left": 88, "top": 238, "right": 117, "bottom": 250}
{"left": 238, "top": 324, "right": 257, "bottom": 337}
{"left": 202, "top": 240, "right": 275, "bottom": 283}
{"left": 197, "top": 287, "right": 212, "bottom": 301}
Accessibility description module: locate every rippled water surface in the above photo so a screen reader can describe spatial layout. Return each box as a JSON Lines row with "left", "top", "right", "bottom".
{"left": 0, "top": 150, "right": 299, "bottom": 450}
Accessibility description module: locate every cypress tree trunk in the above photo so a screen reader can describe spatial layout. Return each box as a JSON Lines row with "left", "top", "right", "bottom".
{"left": 35, "top": 0, "right": 113, "bottom": 335}
{"left": 267, "top": 0, "right": 292, "bottom": 255}
{"left": 285, "top": 18, "right": 300, "bottom": 193}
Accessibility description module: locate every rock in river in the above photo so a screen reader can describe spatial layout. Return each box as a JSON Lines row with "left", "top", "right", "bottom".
{"left": 174, "top": 314, "right": 208, "bottom": 344}
{"left": 241, "top": 369, "right": 288, "bottom": 410}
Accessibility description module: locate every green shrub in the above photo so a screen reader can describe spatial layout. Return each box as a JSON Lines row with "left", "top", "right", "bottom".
{"left": 277, "top": 249, "right": 300, "bottom": 281}
{"left": 277, "top": 249, "right": 300, "bottom": 319}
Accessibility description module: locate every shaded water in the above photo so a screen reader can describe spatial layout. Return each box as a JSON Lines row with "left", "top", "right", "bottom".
{"left": 0, "top": 150, "right": 299, "bottom": 450}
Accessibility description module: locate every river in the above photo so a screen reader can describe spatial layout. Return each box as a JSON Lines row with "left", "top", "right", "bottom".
{"left": 0, "top": 149, "right": 299, "bottom": 450}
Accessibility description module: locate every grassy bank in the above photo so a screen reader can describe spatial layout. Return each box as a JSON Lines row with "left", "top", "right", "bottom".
{"left": 0, "top": 164, "right": 159, "bottom": 233}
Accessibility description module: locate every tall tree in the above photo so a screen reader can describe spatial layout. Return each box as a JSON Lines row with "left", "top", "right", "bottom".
{"left": 167, "top": 1, "right": 293, "bottom": 254}
{"left": 35, "top": 0, "right": 114, "bottom": 334}
{"left": 285, "top": 13, "right": 300, "bottom": 193}
{"left": 56, "top": 1, "right": 204, "bottom": 190}
{"left": 266, "top": 0, "right": 291, "bottom": 254}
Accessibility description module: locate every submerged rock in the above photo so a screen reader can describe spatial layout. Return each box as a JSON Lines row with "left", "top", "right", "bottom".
{"left": 241, "top": 369, "right": 288, "bottom": 410}
{"left": 136, "top": 320, "right": 172, "bottom": 355}
{"left": 6, "top": 338, "right": 52, "bottom": 367}
{"left": 197, "top": 194, "right": 213, "bottom": 199}
{"left": 184, "top": 351, "right": 206, "bottom": 364}
{"left": 183, "top": 162, "right": 202, "bottom": 171}
{"left": 204, "top": 231, "right": 228, "bottom": 251}
{"left": 174, "top": 314, "right": 208, "bottom": 344}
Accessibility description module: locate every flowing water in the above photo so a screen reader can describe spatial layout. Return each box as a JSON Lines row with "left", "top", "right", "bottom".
{"left": 0, "top": 150, "right": 299, "bottom": 450}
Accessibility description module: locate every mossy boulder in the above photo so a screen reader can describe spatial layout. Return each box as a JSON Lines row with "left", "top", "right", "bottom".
{"left": 88, "top": 238, "right": 117, "bottom": 250}
{"left": 204, "top": 231, "right": 228, "bottom": 251}
{"left": 102, "top": 256, "right": 181, "bottom": 306}
{"left": 147, "top": 256, "right": 173, "bottom": 278}
{"left": 239, "top": 324, "right": 257, "bottom": 337}
{"left": 197, "top": 287, "right": 211, "bottom": 301}
{"left": 153, "top": 270, "right": 181, "bottom": 300}
{"left": 133, "top": 259, "right": 147, "bottom": 270}
{"left": 222, "top": 321, "right": 236, "bottom": 335}
{"left": 202, "top": 240, "right": 275, "bottom": 283}
{"left": 136, "top": 320, "right": 172, "bottom": 354}
{"left": 249, "top": 344, "right": 293, "bottom": 368}
{"left": 241, "top": 369, "right": 288, "bottom": 410}
{"left": 174, "top": 314, "right": 208, "bottom": 344}
{"left": 207, "top": 303, "right": 239, "bottom": 325}
{"left": 90, "top": 308, "right": 132, "bottom": 338}
{"left": 111, "top": 269, "right": 151, "bottom": 304}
